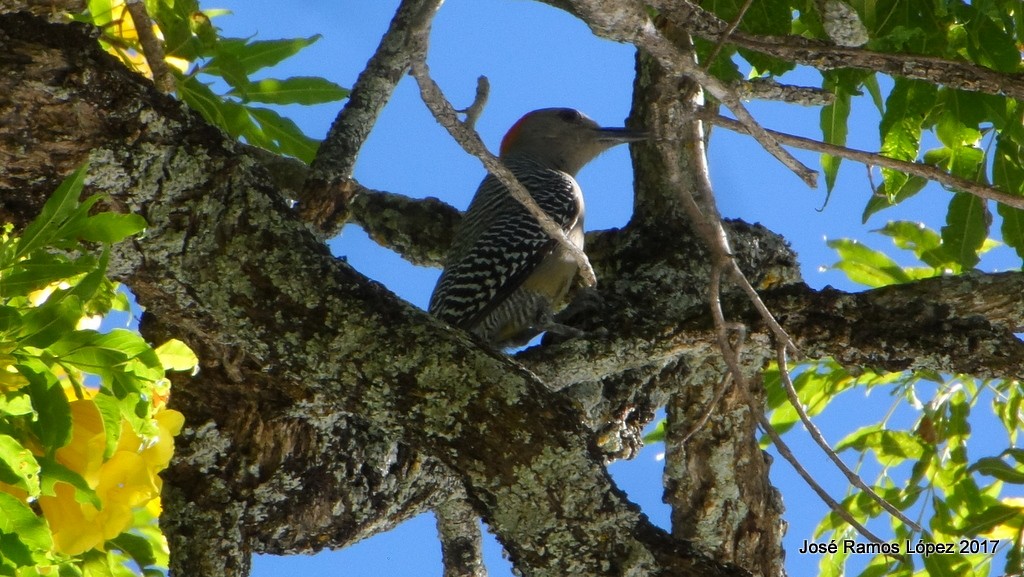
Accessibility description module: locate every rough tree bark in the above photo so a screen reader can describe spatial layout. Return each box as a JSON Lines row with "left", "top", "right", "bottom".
{"left": 1, "top": 5, "right": 1022, "bottom": 577}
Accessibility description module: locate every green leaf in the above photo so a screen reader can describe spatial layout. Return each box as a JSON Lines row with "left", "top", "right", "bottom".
{"left": 177, "top": 75, "right": 254, "bottom": 137}
{"left": 862, "top": 73, "right": 884, "bottom": 113}
{"left": 993, "top": 136, "right": 1024, "bottom": 261}
{"left": 50, "top": 329, "right": 162, "bottom": 398}
{"left": 0, "top": 260, "right": 96, "bottom": 297}
{"left": 933, "top": 193, "right": 990, "bottom": 269}
{"left": 21, "top": 362, "right": 72, "bottom": 453}
{"left": 107, "top": 532, "right": 157, "bottom": 569}
{"left": 0, "top": 391, "right": 33, "bottom": 417}
{"left": 835, "top": 426, "right": 927, "bottom": 466}
{"left": 922, "top": 550, "right": 972, "bottom": 577}
{"left": 969, "top": 455, "right": 1024, "bottom": 484}
{"left": 248, "top": 107, "right": 320, "bottom": 163}
{"left": 17, "top": 294, "right": 82, "bottom": 349}
{"left": 76, "top": 213, "right": 147, "bottom": 243}
{"left": 38, "top": 457, "right": 101, "bottom": 508}
{"left": 828, "top": 238, "right": 913, "bottom": 287}
{"left": 643, "top": 419, "right": 665, "bottom": 443}
{"left": 0, "top": 491, "right": 52, "bottom": 552}
{"left": 877, "top": 221, "right": 941, "bottom": 264}
{"left": 862, "top": 176, "right": 928, "bottom": 222}
{"left": 820, "top": 88, "right": 851, "bottom": 193}
{"left": 232, "top": 76, "right": 349, "bottom": 105}
{"left": 962, "top": 503, "right": 1024, "bottom": 537}
{"left": 22, "top": 364, "right": 72, "bottom": 457}
{"left": 13, "top": 164, "right": 88, "bottom": 261}
{"left": 0, "top": 434, "right": 40, "bottom": 496}
{"left": 155, "top": 338, "right": 198, "bottom": 372}
{"left": 82, "top": 549, "right": 116, "bottom": 577}
{"left": 879, "top": 79, "right": 937, "bottom": 201}
{"left": 964, "top": 9, "right": 1020, "bottom": 72}
{"left": 93, "top": 393, "right": 123, "bottom": 458}
{"left": 206, "top": 35, "right": 322, "bottom": 76}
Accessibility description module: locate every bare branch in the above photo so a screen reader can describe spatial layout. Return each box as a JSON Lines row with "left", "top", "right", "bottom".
{"left": 775, "top": 347, "right": 923, "bottom": 532}
{"left": 436, "top": 497, "right": 488, "bottom": 577}
{"left": 409, "top": 59, "right": 598, "bottom": 287}
{"left": 456, "top": 76, "right": 490, "bottom": 130}
{"left": 710, "top": 113, "right": 1024, "bottom": 210}
{"left": 300, "top": 0, "right": 445, "bottom": 233}
{"left": 651, "top": 0, "right": 1024, "bottom": 100}
{"left": 123, "top": 0, "right": 173, "bottom": 93}
{"left": 734, "top": 78, "right": 834, "bottom": 106}
{"left": 703, "top": 0, "right": 753, "bottom": 66}
{"left": 757, "top": 413, "right": 896, "bottom": 549}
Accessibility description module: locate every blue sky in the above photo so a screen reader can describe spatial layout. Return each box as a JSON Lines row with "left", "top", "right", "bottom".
{"left": 196, "top": 1, "right": 1021, "bottom": 576}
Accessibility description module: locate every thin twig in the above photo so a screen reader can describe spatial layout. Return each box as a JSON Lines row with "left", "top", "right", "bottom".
{"left": 457, "top": 76, "right": 490, "bottom": 130}
{"left": 704, "top": 0, "right": 754, "bottom": 66}
{"left": 409, "top": 59, "right": 597, "bottom": 287}
{"left": 726, "top": 261, "right": 797, "bottom": 354}
{"left": 775, "top": 346, "right": 924, "bottom": 532}
{"left": 123, "top": 0, "right": 173, "bottom": 93}
{"left": 734, "top": 78, "right": 835, "bottom": 106}
{"left": 710, "top": 113, "right": 1024, "bottom": 210}
{"left": 757, "top": 412, "right": 901, "bottom": 552}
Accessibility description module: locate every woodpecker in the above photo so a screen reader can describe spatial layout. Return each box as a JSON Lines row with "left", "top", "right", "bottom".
{"left": 428, "top": 108, "right": 645, "bottom": 348}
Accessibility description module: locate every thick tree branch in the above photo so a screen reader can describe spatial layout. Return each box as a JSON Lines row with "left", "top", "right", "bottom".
{"left": 4, "top": 11, "right": 1024, "bottom": 577}
{"left": 436, "top": 496, "right": 488, "bottom": 577}
{"left": 0, "top": 13, "right": 747, "bottom": 577}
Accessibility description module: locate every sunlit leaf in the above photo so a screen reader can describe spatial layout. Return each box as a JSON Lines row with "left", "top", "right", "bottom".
{"left": 207, "top": 35, "right": 321, "bottom": 76}
{"left": 232, "top": 76, "right": 349, "bottom": 105}
{"left": 933, "top": 193, "right": 990, "bottom": 269}
{"left": 828, "top": 238, "right": 913, "bottom": 287}
{"left": 0, "top": 491, "right": 52, "bottom": 551}
{"left": 0, "top": 434, "right": 41, "bottom": 496}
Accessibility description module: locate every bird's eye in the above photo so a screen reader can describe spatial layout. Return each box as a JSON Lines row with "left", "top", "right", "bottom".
{"left": 558, "top": 109, "right": 583, "bottom": 123}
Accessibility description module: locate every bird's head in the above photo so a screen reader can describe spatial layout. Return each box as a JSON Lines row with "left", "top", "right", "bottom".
{"left": 499, "top": 108, "right": 646, "bottom": 175}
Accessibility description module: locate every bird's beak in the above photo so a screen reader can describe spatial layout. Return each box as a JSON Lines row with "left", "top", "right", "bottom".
{"left": 595, "top": 126, "right": 648, "bottom": 144}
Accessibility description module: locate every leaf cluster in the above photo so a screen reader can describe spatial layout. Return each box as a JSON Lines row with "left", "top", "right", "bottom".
{"left": 749, "top": 224, "right": 1024, "bottom": 576}
{"left": 696, "top": 0, "right": 1024, "bottom": 267}
{"left": 0, "top": 166, "right": 196, "bottom": 577}
{"left": 764, "top": 361, "right": 1024, "bottom": 577}
{"left": 80, "top": 0, "right": 350, "bottom": 163}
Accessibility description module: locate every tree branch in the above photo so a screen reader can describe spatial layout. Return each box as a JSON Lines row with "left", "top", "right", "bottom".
{"left": 650, "top": 0, "right": 1024, "bottom": 100}
{"left": 123, "top": 0, "right": 173, "bottom": 93}
{"left": 300, "top": 0, "right": 444, "bottom": 235}
{"left": 710, "top": 113, "right": 1024, "bottom": 211}
{"left": 435, "top": 496, "right": 488, "bottom": 577}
